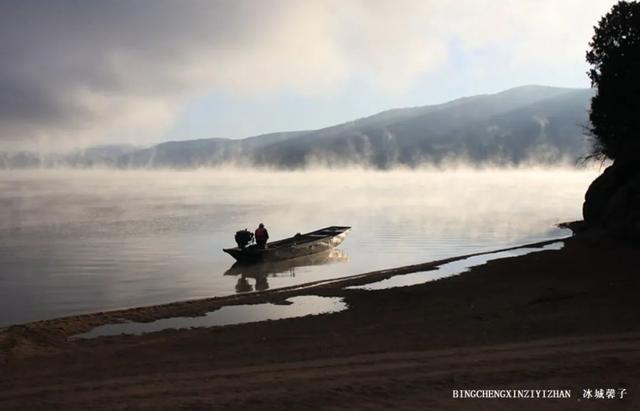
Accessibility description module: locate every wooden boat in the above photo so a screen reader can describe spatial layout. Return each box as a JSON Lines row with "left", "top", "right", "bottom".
{"left": 223, "top": 226, "right": 351, "bottom": 263}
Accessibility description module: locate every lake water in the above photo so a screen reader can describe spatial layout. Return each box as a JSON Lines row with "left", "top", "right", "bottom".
{"left": 0, "top": 167, "right": 598, "bottom": 327}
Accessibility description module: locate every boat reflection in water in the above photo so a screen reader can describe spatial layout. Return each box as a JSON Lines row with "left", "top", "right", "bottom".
{"left": 224, "top": 249, "right": 349, "bottom": 293}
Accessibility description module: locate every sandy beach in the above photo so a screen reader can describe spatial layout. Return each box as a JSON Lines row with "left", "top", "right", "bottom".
{"left": 1, "top": 231, "right": 638, "bottom": 410}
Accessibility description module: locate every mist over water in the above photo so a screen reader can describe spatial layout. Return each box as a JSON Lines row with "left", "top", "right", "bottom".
{"left": 0, "top": 167, "right": 598, "bottom": 326}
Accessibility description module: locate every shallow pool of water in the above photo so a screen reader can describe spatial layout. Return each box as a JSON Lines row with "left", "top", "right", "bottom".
{"left": 73, "top": 295, "right": 346, "bottom": 339}
{"left": 349, "top": 242, "right": 565, "bottom": 291}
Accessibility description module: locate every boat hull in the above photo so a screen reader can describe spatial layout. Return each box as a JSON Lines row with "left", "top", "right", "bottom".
{"left": 223, "top": 248, "right": 349, "bottom": 278}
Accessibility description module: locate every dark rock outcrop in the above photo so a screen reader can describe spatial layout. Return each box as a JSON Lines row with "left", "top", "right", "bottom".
{"left": 583, "top": 160, "right": 640, "bottom": 240}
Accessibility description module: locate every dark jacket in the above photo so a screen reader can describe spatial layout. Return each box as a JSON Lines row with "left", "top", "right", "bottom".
{"left": 255, "top": 227, "right": 269, "bottom": 242}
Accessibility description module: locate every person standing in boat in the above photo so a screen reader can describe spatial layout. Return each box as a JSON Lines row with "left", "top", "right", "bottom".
{"left": 254, "top": 223, "right": 269, "bottom": 249}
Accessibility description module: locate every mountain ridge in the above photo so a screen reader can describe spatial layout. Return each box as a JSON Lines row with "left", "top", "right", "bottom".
{"left": 0, "top": 85, "right": 594, "bottom": 169}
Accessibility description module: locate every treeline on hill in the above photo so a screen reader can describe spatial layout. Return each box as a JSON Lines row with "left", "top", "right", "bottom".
{"left": 1, "top": 85, "right": 593, "bottom": 169}
{"left": 582, "top": 0, "right": 640, "bottom": 240}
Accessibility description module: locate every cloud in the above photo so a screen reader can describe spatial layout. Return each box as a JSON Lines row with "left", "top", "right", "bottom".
{"left": 0, "top": 0, "right": 615, "bottom": 151}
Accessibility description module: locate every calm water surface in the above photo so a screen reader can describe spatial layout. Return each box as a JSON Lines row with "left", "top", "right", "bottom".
{"left": 74, "top": 296, "right": 347, "bottom": 339}
{"left": 0, "top": 168, "right": 598, "bottom": 326}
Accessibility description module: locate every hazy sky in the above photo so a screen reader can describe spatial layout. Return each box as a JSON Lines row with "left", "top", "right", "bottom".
{"left": 0, "top": 0, "right": 616, "bottom": 151}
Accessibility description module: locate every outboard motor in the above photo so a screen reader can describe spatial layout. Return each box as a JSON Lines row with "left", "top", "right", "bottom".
{"left": 234, "top": 229, "right": 254, "bottom": 249}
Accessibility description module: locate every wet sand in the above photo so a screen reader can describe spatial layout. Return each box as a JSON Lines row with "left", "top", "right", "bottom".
{"left": 1, "top": 231, "right": 639, "bottom": 410}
